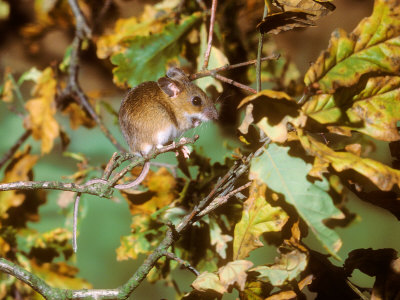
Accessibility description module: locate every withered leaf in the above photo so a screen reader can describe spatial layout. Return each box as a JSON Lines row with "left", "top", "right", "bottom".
{"left": 257, "top": 11, "right": 315, "bottom": 35}
{"left": 258, "top": 0, "right": 335, "bottom": 34}
{"left": 218, "top": 260, "right": 254, "bottom": 291}
{"left": 24, "top": 67, "right": 60, "bottom": 154}
{"left": 0, "top": 146, "right": 39, "bottom": 222}
{"left": 298, "top": 129, "right": 400, "bottom": 191}
{"left": 191, "top": 271, "right": 227, "bottom": 294}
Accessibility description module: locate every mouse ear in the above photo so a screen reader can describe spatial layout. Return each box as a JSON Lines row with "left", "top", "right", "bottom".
{"left": 166, "top": 67, "right": 189, "bottom": 83}
{"left": 157, "top": 77, "right": 182, "bottom": 98}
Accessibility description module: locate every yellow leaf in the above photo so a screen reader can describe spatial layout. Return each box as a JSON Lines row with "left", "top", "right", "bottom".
{"left": 192, "top": 272, "right": 227, "bottom": 294}
{"left": 218, "top": 260, "right": 254, "bottom": 291}
{"left": 122, "top": 168, "right": 177, "bottom": 215}
{"left": 96, "top": 2, "right": 179, "bottom": 59}
{"left": 62, "top": 102, "right": 96, "bottom": 129}
{"left": 0, "top": 146, "right": 38, "bottom": 220}
{"left": 24, "top": 67, "right": 59, "bottom": 154}
{"left": 31, "top": 261, "right": 91, "bottom": 290}
{"left": 1, "top": 67, "right": 13, "bottom": 102}
{"left": 0, "top": 237, "right": 10, "bottom": 256}
{"left": 298, "top": 129, "right": 400, "bottom": 191}
{"left": 233, "top": 182, "right": 288, "bottom": 260}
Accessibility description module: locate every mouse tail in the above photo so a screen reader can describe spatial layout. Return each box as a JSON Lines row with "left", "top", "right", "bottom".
{"left": 114, "top": 161, "right": 150, "bottom": 190}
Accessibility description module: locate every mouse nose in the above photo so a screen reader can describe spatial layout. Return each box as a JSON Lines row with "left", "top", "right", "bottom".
{"left": 203, "top": 106, "right": 218, "bottom": 120}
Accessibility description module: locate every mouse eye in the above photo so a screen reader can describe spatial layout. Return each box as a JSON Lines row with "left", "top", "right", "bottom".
{"left": 191, "top": 96, "right": 202, "bottom": 106}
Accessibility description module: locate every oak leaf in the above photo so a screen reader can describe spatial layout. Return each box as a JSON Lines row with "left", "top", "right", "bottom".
{"left": 218, "top": 260, "right": 254, "bottom": 291}
{"left": 233, "top": 182, "right": 288, "bottom": 260}
{"left": 298, "top": 130, "right": 400, "bottom": 191}
{"left": 250, "top": 143, "right": 343, "bottom": 255}
{"left": 304, "top": 0, "right": 400, "bottom": 93}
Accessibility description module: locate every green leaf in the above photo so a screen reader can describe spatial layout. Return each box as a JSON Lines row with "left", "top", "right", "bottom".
{"left": 17, "top": 67, "right": 42, "bottom": 85}
{"left": 303, "top": 76, "right": 400, "bottom": 141}
{"left": 59, "top": 45, "right": 72, "bottom": 72}
{"left": 233, "top": 182, "right": 288, "bottom": 260}
{"left": 111, "top": 13, "right": 201, "bottom": 87}
{"left": 250, "top": 143, "right": 343, "bottom": 255}
{"left": 250, "top": 248, "right": 308, "bottom": 286}
{"left": 304, "top": 0, "right": 400, "bottom": 93}
{"left": 116, "top": 215, "right": 159, "bottom": 260}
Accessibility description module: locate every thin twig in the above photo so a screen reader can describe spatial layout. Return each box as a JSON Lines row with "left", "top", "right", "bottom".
{"left": 72, "top": 192, "right": 81, "bottom": 253}
{"left": 213, "top": 73, "right": 257, "bottom": 94}
{"left": 346, "top": 280, "right": 369, "bottom": 300}
{"left": 62, "top": 1, "right": 126, "bottom": 152}
{"left": 0, "top": 130, "right": 31, "bottom": 169}
{"left": 102, "top": 152, "right": 121, "bottom": 180}
{"left": 67, "top": 0, "right": 92, "bottom": 38}
{"left": 190, "top": 54, "right": 280, "bottom": 81}
{"left": 0, "top": 136, "right": 199, "bottom": 200}
{"left": 61, "top": 36, "right": 126, "bottom": 152}
{"left": 165, "top": 252, "right": 200, "bottom": 276}
{"left": 108, "top": 136, "right": 198, "bottom": 186}
{"left": 196, "top": 0, "right": 207, "bottom": 11}
{"left": 198, "top": 181, "right": 252, "bottom": 217}
{"left": 202, "top": 0, "right": 218, "bottom": 70}
{"left": 256, "top": 5, "right": 269, "bottom": 92}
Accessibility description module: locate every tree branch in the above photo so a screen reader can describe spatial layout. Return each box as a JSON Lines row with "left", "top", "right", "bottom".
{"left": 67, "top": 0, "right": 92, "bottom": 38}
{"left": 0, "top": 258, "right": 64, "bottom": 299}
{"left": 0, "top": 179, "right": 112, "bottom": 198}
{"left": 213, "top": 73, "right": 257, "bottom": 94}
{"left": 0, "top": 136, "right": 199, "bottom": 199}
{"left": 165, "top": 252, "right": 200, "bottom": 276}
{"left": 60, "top": 0, "right": 126, "bottom": 152}
{"left": 197, "top": 181, "right": 252, "bottom": 217}
{"left": 0, "top": 144, "right": 254, "bottom": 299}
{"left": 190, "top": 54, "right": 280, "bottom": 81}
{"left": 202, "top": 0, "right": 218, "bottom": 70}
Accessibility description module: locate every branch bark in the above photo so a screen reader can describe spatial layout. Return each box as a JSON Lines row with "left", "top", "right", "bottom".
{"left": 0, "top": 144, "right": 254, "bottom": 299}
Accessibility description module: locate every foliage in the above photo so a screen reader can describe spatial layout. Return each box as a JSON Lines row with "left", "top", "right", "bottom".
{"left": 0, "top": 0, "right": 399, "bottom": 299}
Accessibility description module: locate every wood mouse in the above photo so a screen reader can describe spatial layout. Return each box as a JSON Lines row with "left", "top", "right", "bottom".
{"left": 116, "top": 67, "right": 218, "bottom": 189}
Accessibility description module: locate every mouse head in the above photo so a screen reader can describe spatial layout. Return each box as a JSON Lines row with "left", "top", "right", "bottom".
{"left": 157, "top": 67, "right": 218, "bottom": 128}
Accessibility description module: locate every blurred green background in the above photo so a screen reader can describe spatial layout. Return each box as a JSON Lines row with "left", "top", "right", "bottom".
{"left": 1, "top": 0, "right": 400, "bottom": 299}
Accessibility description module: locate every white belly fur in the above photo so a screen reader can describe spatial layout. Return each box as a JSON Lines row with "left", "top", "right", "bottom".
{"left": 156, "top": 125, "right": 179, "bottom": 148}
